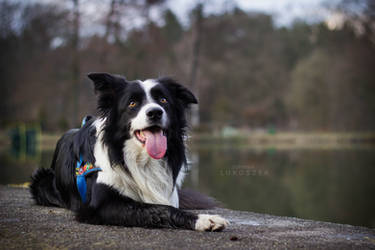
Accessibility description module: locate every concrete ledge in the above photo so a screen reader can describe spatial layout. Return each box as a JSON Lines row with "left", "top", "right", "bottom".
{"left": 0, "top": 186, "right": 374, "bottom": 249}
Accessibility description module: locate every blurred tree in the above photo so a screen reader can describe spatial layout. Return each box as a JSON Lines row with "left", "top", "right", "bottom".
{"left": 197, "top": 9, "right": 288, "bottom": 128}
{"left": 0, "top": 1, "right": 19, "bottom": 126}
{"left": 71, "top": 0, "right": 80, "bottom": 127}
{"left": 189, "top": 3, "right": 204, "bottom": 127}
{"left": 162, "top": 9, "right": 183, "bottom": 45}
{"left": 0, "top": 2, "right": 70, "bottom": 129}
{"left": 1, "top": 0, "right": 374, "bottom": 132}
{"left": 286, "top": 49, "right": 332, "bottom": 130}
{"left": 278, "top": 21, "right": 315, "bottom": 70}
{"left": 286, "top": 23, "right": 375, "bottom": 131}
{"left": 336, "top": 0, "right": 375, "bottom": 42}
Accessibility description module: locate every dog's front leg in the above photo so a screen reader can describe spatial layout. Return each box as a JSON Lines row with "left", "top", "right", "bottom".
{"left": 76, "top": 183, "right": 228, "bottom": 231}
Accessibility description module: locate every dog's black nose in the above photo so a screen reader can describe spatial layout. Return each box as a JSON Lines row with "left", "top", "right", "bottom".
{"left": 146, "top": 108, "right": 163, "bottom": 121}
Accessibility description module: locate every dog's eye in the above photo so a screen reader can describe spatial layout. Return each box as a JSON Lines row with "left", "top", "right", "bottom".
{"left": 128, "top": 101, "right": 137, "bottom": 108}
{"left": 160, "top": 98, "right": 167, "bottom": 104}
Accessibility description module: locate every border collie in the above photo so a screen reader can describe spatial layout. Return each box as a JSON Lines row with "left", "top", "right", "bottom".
{"left": 30, "top": 73, "right": 228, "bottom": 231}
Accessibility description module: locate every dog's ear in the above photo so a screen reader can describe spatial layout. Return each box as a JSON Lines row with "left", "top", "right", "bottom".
{"left": 159, "top": 77, "right": 198, "bottom": 107}
{"left": 87, "top": 72, "right": 126, "bottom": 93}
{"left": 87, "top": 72, "right": 127, "bottom": 114}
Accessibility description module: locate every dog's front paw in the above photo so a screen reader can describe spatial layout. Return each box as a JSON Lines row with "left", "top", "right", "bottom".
{"left": 195, "top": 214, "right": 229, "bottom": 232}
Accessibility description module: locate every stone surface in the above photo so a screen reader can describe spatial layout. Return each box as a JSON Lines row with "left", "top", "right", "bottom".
{"left": 0, "top": 186, "right": 374, "bottom": 249}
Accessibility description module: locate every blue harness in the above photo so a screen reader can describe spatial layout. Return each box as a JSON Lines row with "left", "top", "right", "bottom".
{"left": 76, "top": 117, "right": 101, "bottom": 203}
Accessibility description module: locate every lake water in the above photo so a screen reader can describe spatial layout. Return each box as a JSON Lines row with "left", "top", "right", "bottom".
{"left": 1, "top": 143, "right": 374, "bottom": 228}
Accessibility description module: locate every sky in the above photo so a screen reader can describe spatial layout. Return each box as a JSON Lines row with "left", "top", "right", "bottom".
{"left": 29, "top": 0, "right": 341, "bottom": 27}
{"left": 166, "top": 0, "right": 341, "bottom": 26}
{"left": 24, "top": 0, "right": 343, "bottom": 38}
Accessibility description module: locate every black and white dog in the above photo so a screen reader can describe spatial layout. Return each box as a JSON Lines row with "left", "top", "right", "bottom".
{"left": 30, "top": 73, "right": 228, "bottom": 231}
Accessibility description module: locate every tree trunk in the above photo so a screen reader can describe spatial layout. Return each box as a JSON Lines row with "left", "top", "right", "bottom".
{"left": 72, "top": 0, "right": 80, "bottom": 127}
{"left": 189, "top": 3, "right": 203, "bottom": 127}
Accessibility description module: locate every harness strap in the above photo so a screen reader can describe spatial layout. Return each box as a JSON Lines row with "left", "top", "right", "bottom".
{"left": 75, "top": 116, "right": 102, "bottom": 203}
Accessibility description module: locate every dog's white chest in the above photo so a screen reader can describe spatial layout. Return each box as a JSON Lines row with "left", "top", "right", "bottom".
{"left": 95, "top": 135, "right": 177, "bottom": 207}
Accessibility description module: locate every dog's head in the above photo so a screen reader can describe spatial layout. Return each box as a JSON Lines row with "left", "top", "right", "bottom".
{"left": 88, "top": 73, "right": 197, "bottom": 163}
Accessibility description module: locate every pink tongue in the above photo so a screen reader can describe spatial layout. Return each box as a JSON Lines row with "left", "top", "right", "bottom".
{"left": 142, "top": 130, "right": 167, "bottom": 159}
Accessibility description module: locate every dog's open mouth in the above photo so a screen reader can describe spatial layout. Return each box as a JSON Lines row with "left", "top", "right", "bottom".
{"left": 134, "top": 126, "right": 167, "bottom": 160}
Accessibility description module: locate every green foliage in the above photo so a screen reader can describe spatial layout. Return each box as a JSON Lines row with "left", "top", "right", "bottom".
{"left": 286, "top": 23, "right": 375, "bottom": 130}
{"left": 286, "top": 49, "right": 332, "bottom": 129}
{"left": 162, "top": 9, "right": 183, "bottom": 44}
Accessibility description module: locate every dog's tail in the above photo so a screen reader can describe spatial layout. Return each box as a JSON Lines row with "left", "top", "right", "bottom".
{"left": 30, "top": 168, "right": 64, "bottom": 207}
{"left": 178, "top": 188, "right": 221, "bottom": 210}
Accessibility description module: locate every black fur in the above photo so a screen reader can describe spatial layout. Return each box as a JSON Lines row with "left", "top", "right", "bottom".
{"left": 157, "top": 79, "right": 198, "bottom": 182}
{"left": 30, "top": 73, "right": 216, "bottom": 231}
{"left": 178, "top": 188, "right": 219, "bottom": 210}
{"left": 76, "top": 183, "right": 197, "bottom": 229}
{"left": 30, "top": 168, "right": 63, "bottom": 207}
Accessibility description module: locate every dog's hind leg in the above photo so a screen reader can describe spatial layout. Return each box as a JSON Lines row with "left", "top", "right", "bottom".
{"left": 30, "top": 168, "right": 64, "bottom": 207}
{"left": 178, "top": 188, "right": 220, "bottom": 210}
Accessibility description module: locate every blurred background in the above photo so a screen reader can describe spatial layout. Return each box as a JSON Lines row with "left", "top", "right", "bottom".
{"left": 1, "top": 0, "right": 374, "bottom": 228}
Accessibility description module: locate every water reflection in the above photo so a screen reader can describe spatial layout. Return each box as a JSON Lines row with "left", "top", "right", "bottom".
{"left": 1, "top": 143, "right": 374, "bottom": 228}
{"left": 0, "top": 150, "right": 54, "bottom": 185}
{"left": 8, "top": 125, "right": 41, "bottom": 161}
{"left": 184, "top": 146, "right": 375, "bottom": 228}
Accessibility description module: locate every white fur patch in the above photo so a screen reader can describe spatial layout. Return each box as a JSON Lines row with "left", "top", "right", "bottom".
{"left": 170, "top": 187, "right": 179, "bottom": 208}
{"left": 195, "top": 214, "right": 229, "bottom": 231}
{"left": 175, "top": 164, "right": 187, "bottom": 188}
{"left": 130, "top": 79, "right": 168, "bottom": 133}
{"left": 122, "top": 139, "right": 174, "bottom": 205}
{"left": 139, "top": 79, "right": 158, "bottom": 103}
{"left": 130, "top": 103, "right": 168, "bottom": 133}
{"left": 93, "top": 118, "right": 177, "bottom": 207}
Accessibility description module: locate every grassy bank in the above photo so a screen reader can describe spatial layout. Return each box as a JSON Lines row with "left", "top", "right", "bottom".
{"left": 1, "top": 130, "right": 375, "bottom": 151}
{"left": 191, "top": 131, "right": 375, "bottom": 150}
